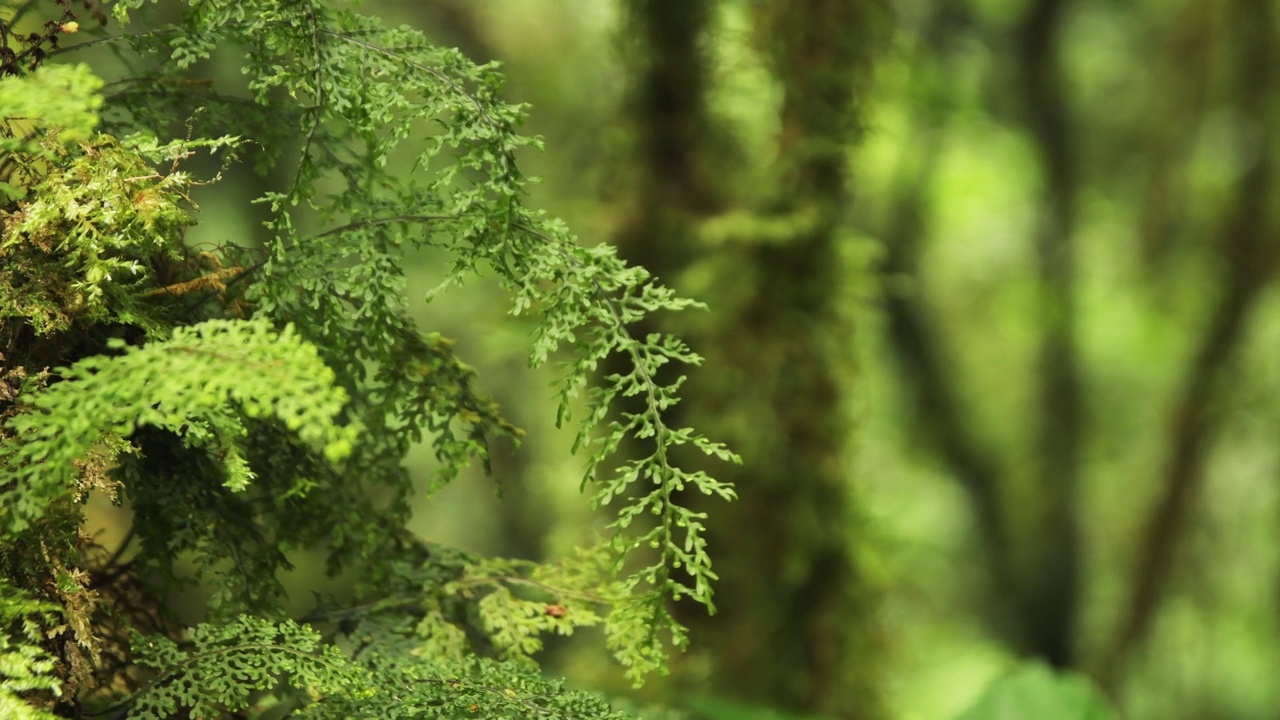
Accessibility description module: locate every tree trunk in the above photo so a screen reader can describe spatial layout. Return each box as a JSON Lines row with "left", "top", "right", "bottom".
{"left": 612, "top": 0, "right": 889, "bottom": 715}
{"left": 1015, "top": 0, "right": 1083, "bottom": 668}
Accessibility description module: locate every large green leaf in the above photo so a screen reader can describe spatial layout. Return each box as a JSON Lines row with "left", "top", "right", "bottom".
{"left": 954, "top": 663, "right": 1117, "bottom": 720}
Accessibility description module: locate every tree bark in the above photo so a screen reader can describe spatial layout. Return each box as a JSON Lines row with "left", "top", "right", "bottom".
{"left": 612, "top": 0, "right": 889, "bottom": 715}
{"left": 1015, "top": 0, "right": 1083, "bottom": 668}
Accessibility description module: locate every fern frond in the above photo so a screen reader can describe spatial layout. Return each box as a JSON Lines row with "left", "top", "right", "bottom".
{"left": 314, "top": 655, "right": 634, "bottom": 720}
{"left": 0, "top": 319, "right": 357, "bottom": 536}
{"left": 0, "top": 580, "right": 62, "bottom": 719}
{"left": 124, "top": 615, "right": 634, "bottom": 720}
{"left": 126, "top": 615, "right": 367, "bottom": 720}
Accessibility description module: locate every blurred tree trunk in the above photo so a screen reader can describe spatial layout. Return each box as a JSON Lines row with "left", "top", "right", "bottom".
{"left": 1015, "top": 0, "right": 1083, "bottom": 668}
{"left": 880, "top": 0, "right": 1085, "bottom": 670}
{"left": 878, "top": 7, "right": 1021, "bottom": 637}
{"left": 613, "top": 0, "right": 720, "bottom": 259}
{"left": 612, "top": 0, "right": 889, "bottom": 716}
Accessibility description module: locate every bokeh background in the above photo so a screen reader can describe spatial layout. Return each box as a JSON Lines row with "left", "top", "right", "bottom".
{"left": 67, "top": 0, "right": 1280, "bottom": 718}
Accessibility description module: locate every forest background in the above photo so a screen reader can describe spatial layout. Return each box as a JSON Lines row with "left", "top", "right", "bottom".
{"left": 12, "top": 0, "right": 1280, "bottom": 719}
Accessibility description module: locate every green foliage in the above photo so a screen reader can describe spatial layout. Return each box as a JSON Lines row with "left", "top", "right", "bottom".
{"left": 954, "top": 664, "right": 1118, "bottom": 720}
{"left": 318, "top": 655, "right": 635, "bottom": 720}
{"left": 0, "top": 128, "right": 241, "bottom": 335}
{"left": 116, "top": 613, "right": 641, "bottom": 719}
{"left": 0, "top": 319, "right": 357, "bottom": 535}
{"left": 0, "top": 581, "right": 61, "bottom": 720}
{"left": 0, "top": 63, "right": 102, "bottom": 146}
{"left": 124, "top": 616, "right": 365, "bottom": 720}
{"left": 0, "top": 60, "right": 104, "bottom": 204}
{"left": 121, "top": 615, "right": 632, "bottom": 720}
{"left": 0, "top": 0, "right": 735, "bottom": 717}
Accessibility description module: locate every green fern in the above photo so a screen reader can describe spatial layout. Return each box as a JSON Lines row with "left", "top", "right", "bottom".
{"left": 1, "top": 319, "right": 357, "bottom": 536}
{"left": 0, "top": 581, "right": 61, "bottom": 720}
{"left": 0, "top": 0, "right": 736, "bottom": 716}
{"left": 122, "top": 615, "right": 634, "bottom": 720}
{"left": 124, "top": 616, "right": 367, "bottom": 720}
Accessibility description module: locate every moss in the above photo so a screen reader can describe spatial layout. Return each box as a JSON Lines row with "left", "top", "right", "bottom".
{"left": 0, "top": 134, "right": 191, "bottom": 337}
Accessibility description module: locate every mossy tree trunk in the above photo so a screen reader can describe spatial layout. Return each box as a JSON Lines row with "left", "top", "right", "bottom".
{"left": 612, "top": 0, "right": 888, "bottom": 716}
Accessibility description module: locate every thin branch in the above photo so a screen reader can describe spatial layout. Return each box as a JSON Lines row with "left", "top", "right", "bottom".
{"left": 45, "top": 26, "right": 175, "bottom": 58}
{"left": 88, "top": 527, "right": 136, "bottom": 590}
{"left": 288, "top": 0, "right": 326, "bottom": 199}
{"left": 450, "top": 574, "right": 615, "bottom": 605}
{"left": 313, "top": 214, "right": 459, "bottom": 239}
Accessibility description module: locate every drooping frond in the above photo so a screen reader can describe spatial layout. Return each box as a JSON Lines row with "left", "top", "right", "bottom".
{"left": 0, "top": 319, "right": 357, "bottom": 536}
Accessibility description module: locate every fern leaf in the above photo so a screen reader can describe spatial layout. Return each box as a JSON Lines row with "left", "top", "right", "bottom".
{"left": 0, "top": 319, "right": 357, "bottom": 536}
